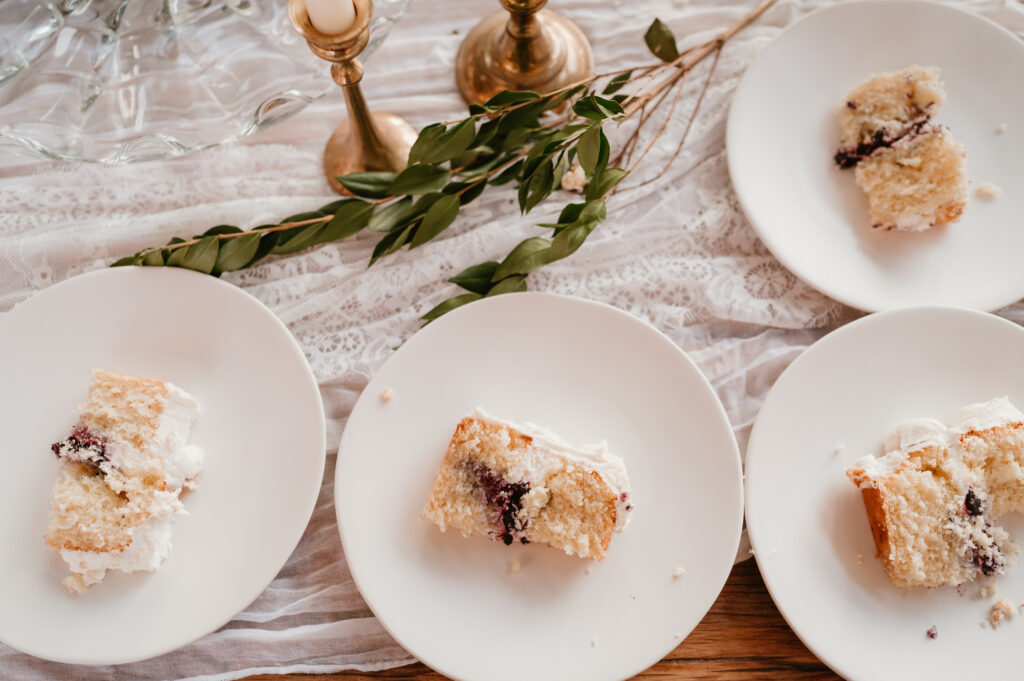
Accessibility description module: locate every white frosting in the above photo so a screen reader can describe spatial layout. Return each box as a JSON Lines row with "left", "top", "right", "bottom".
{"left": 155, "top": 384, "right": 204, "bottom": 490}
{"left": 851, "top": 398, "right": 1021, "bottom": 486}
{"left": 61, "top": 513, "right": 175, "bottom": 583}
{"left": 472, "top": 407, "right": 633, "bottom": 531}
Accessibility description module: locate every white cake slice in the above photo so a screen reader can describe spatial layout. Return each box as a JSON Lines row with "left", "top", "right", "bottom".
{"left": 422, "top": 408, "right": 632, "bottom": 560}
{"left": 46, "top": 369, "right": 204, "bottom": 593}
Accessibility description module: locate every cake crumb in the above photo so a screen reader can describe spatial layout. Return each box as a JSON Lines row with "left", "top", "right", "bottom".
{"left": 590, "top": 638, "right": 598, "bottom": 648}
{"left": 989, "top": 599, "right": 1015, "bottom": 628}
{"left": 508, "top": 559, "right": 521, "bottom": 574}
{"left": 672, "top": 566, "right": 686, "bottom": 579}
{"left": 926, "top": 625, "right": 938, "bottom": 639}
{"left": 380, "top": 387, "right": 394, "bottom": 402}
{"left": 996, "top": 122, "right": 1007, "bottom": 134}
{"left": 585, "top": 567, "right": 592, "bottom": 575}
{"left": 978, "top": 582, "right": 999, "bottom": 600}
{"left": 980, "top": 620, "right": 989, "bottom": 629}
{"left": 833, "top": 443, "right": 845, "bottom": 457}
{"left": 630, "top": 593, "right": 637, "bottom": 600}
{"left": 673, "top": 632, "right": 682, "bottom": 639}
{"left": 976, "top": 182, "right": 1001, "bottom": 200}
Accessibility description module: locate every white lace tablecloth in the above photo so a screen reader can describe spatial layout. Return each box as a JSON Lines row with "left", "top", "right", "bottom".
{"left": 2, "top": 0, "right": 1022, "bottom": 678}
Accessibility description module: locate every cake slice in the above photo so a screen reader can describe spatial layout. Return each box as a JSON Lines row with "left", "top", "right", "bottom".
{"left": 422, "top": 409, "right": 632, "bottom": 560}
{"left": 834, "top": 65, "right": 968, "bottom": 232}
{"left": 45, "top": 370, "right": 204, "bottom": 593}
{"left": 846, "top": 398, "right": 1024, "bottom": 587}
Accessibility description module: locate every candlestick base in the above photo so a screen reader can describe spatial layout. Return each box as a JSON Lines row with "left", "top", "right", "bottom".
{"left": 455, "top": 8, "right": 594, "bottom": 105}
{"left": 323, "top": 112, "right": 417, "bottom": 194}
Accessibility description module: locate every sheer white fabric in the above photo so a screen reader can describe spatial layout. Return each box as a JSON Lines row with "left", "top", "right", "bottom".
{"left": 1, "top": 0, "right": 1021, "bottom": 678}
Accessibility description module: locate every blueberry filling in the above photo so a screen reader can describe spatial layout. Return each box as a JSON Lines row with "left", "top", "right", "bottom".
{"left": 468, "top": 464, "right": 530, "bottom": 545}
{"left": 833, "top": 120, "right": 927, "bottom": 169}
{"left": 51, "top": 425, "right": 108, "bottom": 474}
{"left": 964, "top": 489, "right": 984, "bottom": 517}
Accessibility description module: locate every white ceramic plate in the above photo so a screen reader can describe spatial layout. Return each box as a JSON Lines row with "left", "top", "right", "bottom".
{"left": 727, "top": 1, "right": 1024, "bottom": 312}
{"left": 746, "top": 307, "right": 1024, "bottom": 681}
{"left": 0, "top": 268, "right": 325, "bottom": 665}
{"left": 336, "top": 293, "right": 743, "bottom": 681}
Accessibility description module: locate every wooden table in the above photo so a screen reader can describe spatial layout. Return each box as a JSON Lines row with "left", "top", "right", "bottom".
{"left": 247, "top": 560, "right": 840, "bottom": 681}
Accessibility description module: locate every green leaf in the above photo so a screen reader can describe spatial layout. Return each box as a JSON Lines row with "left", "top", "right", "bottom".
{"left": 572, "top": 95, "right": 623, "bottom": 121}
{"left": 368, "top": 197, "right": 415, "bottom": 233}
{"left": 215, "top": 233, "right": 262, "bottom": 272}
{"left": 369, "top": 223, "right": 415, "bottom": 265}
{"left": 272, "top": 223, "right": 326, "bottom": 255}
{"left": 387, "top": 164, "right": 451, "bottom": 195}
{"left": 339, "top": 171, "right": 398, "bottom": 198}
{"left": 552, "top": 152, "right": 567, "bottom": 192}
{"left": 586, "top": 167, "right": 628, "bottom": 200}
{"left": 518, "top": 160, "right": 554, "bottom": 214}
{"left": 449, "top": 261, "right": 500, "bottom": 294}
{"left": 180, "top": 236, "right": 219, "bottom": 274}
{"left": 576, "top": 125, "right": 602, "bottom": 175}
{"left": 111, "top": 255, "right": 137, "bottom": 267}
{"left": 493, "top": 237, "right": 552, "bottom": 280}
{"left": 407, "top": 123, "right": 446, "bottom": 165}
{"left": 484, "top": 90, "right": 540, "bottom": 107}
{"left": 141, "top": 249, "right": 165, "bottom": 266}
{"left": 410, "top": 119, "right": 478, "bottom": 166}
{"left": 486, "top": 275, "right": 527, "bottom": 296}
{"left": 320, "top": 199, "right": 375, "bottom": 241}
{"left": 201, "top": 225, "right": 243, "bottom": 237}
{"left": 644, "top": 19, "right": 679, "bottom": 62}
{"left": 166, "top": 245, "right": 188, "bottom": 267}
{"left": 421, "top": 292, "right": 481, "bottom": 322}
{"left": 463, "top": 181, "right": 488, "bottom": 205}
{"left": 490, "top": 159, "right": 523, "bottom": 186}
{"left": 411, "top": 194, "right": 460, "bottom": 248}
{"left": 248, "top": 231, "right": 279, "bottom": 266}
{"left": 602, "top": 70, "right": 633, "bottom": 95}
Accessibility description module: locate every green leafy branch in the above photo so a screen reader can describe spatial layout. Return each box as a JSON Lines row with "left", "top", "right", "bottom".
{"left": 113, "top": 0, "right": 777, "bottom": 322}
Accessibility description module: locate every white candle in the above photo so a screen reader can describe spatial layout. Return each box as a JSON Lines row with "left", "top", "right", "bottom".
{"left": 306, "top": 0, "right": 357, "bottom": 35}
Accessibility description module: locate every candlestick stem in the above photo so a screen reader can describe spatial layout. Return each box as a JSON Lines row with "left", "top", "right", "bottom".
{"left": 289, "top": 0, "right": 415, "bottom": 194}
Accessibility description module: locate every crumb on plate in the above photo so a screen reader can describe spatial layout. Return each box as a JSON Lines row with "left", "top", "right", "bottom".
{"left": 976, "top": 182, "right": 1001, "bottom": 200}
{"left": 673, "top": 566, "right": 686, "bottom": 579}
{"left": 926, "top": 625, "right": 938, "bottom": 639}
{"left": 380, "top": 387, "right": 394, "bottom": 402}
{"left": 990, "top": 599, "right": 1015, "bottom": 628}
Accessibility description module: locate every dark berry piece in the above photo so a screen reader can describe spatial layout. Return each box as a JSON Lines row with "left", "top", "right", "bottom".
{"left": 926, "top": 626, "right": 937, "bottom": 639}
{"left": 964, "top": 489, "right": 984, "bottom": 517}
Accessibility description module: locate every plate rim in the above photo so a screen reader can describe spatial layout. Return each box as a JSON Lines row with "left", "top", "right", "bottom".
{"left": 725, "top": 0, "right": 1024, "bottom": 313}
{"left": 334, "top": 291, "right": 744, "bottom": 681}
{"left": 0, "top": 266, "right": 327, "bottom": 665}
{"left": 744, "top": 305, "right": 1024, "bottom": 680}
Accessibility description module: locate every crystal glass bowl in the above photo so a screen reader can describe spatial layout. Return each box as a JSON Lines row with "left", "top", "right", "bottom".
{"left": 0, "top": 0, "right": 409, "bottom": 163}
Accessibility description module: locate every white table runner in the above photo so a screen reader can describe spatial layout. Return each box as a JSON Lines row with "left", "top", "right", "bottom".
{"left": 1, "top": 0, "right": 1021, "bottom": 678}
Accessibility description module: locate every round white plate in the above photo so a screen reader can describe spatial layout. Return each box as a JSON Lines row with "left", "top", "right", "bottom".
{"left": 746, "top": 307, "right": 1024, "bottom": 681}
{"left": 727, "top": 1, "right": 1024, "bottom": 312}
{"left": 336, "top": 293, "right": 743, "bottom": 681}
{"left": 0, "top": 268, "right": 325, "bottom": 665}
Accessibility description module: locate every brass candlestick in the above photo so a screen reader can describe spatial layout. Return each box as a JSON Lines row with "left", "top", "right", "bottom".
{"left": 455, "top": 0, "right": 594, "bottom": 105}
{"left": 288, "top": 0, "right": 416, "bottom": 194}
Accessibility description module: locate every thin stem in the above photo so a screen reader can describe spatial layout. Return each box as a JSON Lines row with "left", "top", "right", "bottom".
{"left": 153, "top": 216, "right": 331, "bottom": 254}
